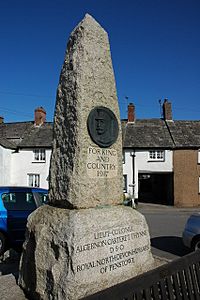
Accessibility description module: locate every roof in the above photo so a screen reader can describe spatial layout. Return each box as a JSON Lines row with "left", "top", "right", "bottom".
{"left": 123, "top": 119, "right": 174, "bottom": 148}
{"left": 1, "top": 118, "right": 200, "bottom": 150}
{"left": 18, "top": 123, "right": 53, "bottom": 148}
{"left": 0, "top": 122, "right": 53, "bottom": 149}
{"left": 0, "top": 122, "right": 32, "bottom": 142}
{"left": 0, "top": 137, "right": 17, "bottom": 150}
{"left": 166, "top": 120, "right": 200, "bottom": 148}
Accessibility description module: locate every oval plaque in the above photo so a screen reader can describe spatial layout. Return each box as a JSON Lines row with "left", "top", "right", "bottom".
{"left": 87, "top": 106, "right": 119, "bottom": 148}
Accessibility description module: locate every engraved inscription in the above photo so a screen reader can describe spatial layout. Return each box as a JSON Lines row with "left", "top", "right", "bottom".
{"left": 86, "top": 146, "right": 118, "bottom": 178}
{"left": 75, "top": 226, "right": 150, "bottom": 275}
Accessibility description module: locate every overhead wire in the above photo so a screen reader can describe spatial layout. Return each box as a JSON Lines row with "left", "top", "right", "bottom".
{"left": 0, "top": 90, "right": 55, "bottom": 118}
{"left": 0, "top": 90, "right": 54, "bottom": 98}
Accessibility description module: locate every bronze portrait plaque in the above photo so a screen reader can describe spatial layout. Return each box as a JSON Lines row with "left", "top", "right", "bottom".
{"left": 87, "top": 106, "right": 119, "bottom": 148}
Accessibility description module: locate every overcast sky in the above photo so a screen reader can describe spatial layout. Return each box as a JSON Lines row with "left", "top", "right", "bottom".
{"left": 1, "top": 0, "right": 200, "bottom": 122}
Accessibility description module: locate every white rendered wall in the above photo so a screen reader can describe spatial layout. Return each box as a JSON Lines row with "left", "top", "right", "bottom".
{"left": 123, "top": 149, "right": 173, "bottom": 199}
{"left": 2, "top": 146, "right": 173, "bottom": 194}
{"left": 11, "top": 148, "right": 51, "bottom": 189}
{"left": 0, "top": 146, "right": 12, "bottom": 185}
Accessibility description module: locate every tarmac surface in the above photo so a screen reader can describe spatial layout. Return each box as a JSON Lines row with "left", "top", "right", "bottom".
{"left": 0, "top": 203, "right": 199, "bottom": 300}
{"left": 0, "top": 251, "right": 27, "bottom": 300}
{"left": 138, "top": 202, "right": 199, "bottom": 213}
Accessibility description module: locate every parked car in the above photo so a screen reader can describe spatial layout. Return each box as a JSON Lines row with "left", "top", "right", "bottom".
{"left": 0, "top": 186, "right": 48, "bottom": 256}
{"left": 182, "top": 213, "right": 200, "bottom": 251}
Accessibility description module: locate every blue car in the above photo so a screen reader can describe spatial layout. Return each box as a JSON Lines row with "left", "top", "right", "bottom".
{"left": 0, "top": 186, "right": 48, "bottom": 256}
{"left": 182, "top": 213, "right": 200, "bottom": 251}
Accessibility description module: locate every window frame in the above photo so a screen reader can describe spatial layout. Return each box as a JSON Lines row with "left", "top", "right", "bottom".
{"left": 122, "top": 151, "right": 125, "bottom": 164}
{"left": 199, "top": 177, "right": 200, "bottom": 194}
{"left": 198, "top": 150, "right": 200, "bottom": 164}
{"left": 148, "top": 150, "right": 165, "bottom": 162}
{"left": 28, "top": 173, "right": 40, "bottom": 188}
{"left": 123, "top": 175, "right": 127, "bottom": 193}
{"left": 33, "top": 149, "right": 46, "bottom": 162}
{"left": 2, "top": 191, "right": 37, "bottom": 211}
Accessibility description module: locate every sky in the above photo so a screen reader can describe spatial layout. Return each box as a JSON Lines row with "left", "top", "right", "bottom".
{"left": 0, "top": 0, "right": 200, "bottom": 123}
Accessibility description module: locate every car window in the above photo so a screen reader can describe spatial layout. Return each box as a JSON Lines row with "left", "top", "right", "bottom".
{"left": 33, "top": 192, "right": 48, "bottom": 206}
{"left": 2, "top": 192, "right": 37, "bottom": 211}
{"left": 2, "top": 193, "right": 16, "bottom": 203}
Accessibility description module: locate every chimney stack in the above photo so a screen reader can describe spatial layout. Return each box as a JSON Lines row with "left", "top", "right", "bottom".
{"left": 0, "top": 116, "right": 4, "bottom": 124}
{"left": 34, "top": 107, "right": 46, "bottom": 126}
{"left": 128, "top": 103, "right": 135, "bottom": 122}
{"left": 163, "top": 99, "right": 173, "bottom": 121}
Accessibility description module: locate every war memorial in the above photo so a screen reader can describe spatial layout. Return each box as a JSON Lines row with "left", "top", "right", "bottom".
{"left": 19, "top": 14, "right": 154, "bottom": 300}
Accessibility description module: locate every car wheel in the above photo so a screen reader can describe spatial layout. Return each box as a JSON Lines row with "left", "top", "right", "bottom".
{"left": 0, "top": 232, "right": 6, "bottom": 256}
{"left": 192, "top": 237, "right": 200, "bottom": 251}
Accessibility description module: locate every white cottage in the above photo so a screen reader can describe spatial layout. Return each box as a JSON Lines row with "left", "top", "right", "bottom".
{"left": 0, "top": 102, "right": 175, "bottom": 205}
{"left": 122, "top": 102, "right": 174, "bottom": 205}
{"left": 0, "top": 108, "right": 52, "bottom": 189}
{"left": 0, "top": 139, "right": 13, "bottom": 185}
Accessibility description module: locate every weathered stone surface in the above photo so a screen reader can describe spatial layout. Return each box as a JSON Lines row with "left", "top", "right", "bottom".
{"left": 19, "top": 205, "right": 154, "bottom": 300}
{"left": 0, "top": 274, "right": 27, "bottom": 300}
{"left": 19, "top": 14, "right": 155, "bottom": 300}
{"left": 48, "top": 14, "right": 123, "bottom": 209}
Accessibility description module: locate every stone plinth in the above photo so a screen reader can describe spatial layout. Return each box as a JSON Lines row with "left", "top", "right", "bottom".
{"left": 19, "top": 205, "right": 154, "bottom": 300}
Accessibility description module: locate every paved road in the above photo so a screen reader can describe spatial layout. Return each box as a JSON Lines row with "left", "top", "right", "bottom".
{"left": 138, "top": 203, "right": 199, "bottom": 261}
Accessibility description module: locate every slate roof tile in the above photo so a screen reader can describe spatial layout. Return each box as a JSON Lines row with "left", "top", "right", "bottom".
{"left": 0, "top": 137, "right": 17, "bottom": 149}
{"left": 0, "top": 122, "right": 53, "bottom": 148}
{"left": 166, "top": 120, "right": 200, "bottom": 147}
{"left": 1, "top": 118, "right": 200, "bottom": 150}
{"left": 18, "top": 123, "right": 53, "bottom": 148}
{"left": 123, "top": 119, "right": 174, "bottom": 148}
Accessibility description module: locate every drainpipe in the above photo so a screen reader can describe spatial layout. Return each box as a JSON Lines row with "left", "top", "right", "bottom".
{"left": 129, "top": 150, "right": 136, "bottom": 207}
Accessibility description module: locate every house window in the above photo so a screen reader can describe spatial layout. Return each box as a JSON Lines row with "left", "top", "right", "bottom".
{"left": 28, "top": 174, "right": 40, "bottom": 187}
{"left": 33, "top": 149, "right": 46, "bottom": 162}
{"left": 122, "top": 151, "right": 125, "bottom": 164}
{"left": 198, "top": 150, "right": 200, "bottom": 164}
{"left": 149, "top": 150, "right": 165, "bottom": 161}
{"left": 123, "top": 175, "right": 127, "bottom": 192}
{"left": 199, "top": 177, "right": 200, "bottom": 194}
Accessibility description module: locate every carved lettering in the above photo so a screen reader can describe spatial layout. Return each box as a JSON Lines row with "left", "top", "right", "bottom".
{"left": 76, "top": 245, "right": 150, "bottom": 273}
{"left": 75, "top": 225, "right": 150, "bottom": 275}
{"left": 86, "top": 147, "right": 118, "bottom": 178}
{"left": 75, "top": 229, "right": 147, "bottom": 254}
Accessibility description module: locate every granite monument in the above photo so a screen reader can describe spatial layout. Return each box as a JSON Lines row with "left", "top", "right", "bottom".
{"left": 19, "top": 14, "right": 154, "bottom": 300}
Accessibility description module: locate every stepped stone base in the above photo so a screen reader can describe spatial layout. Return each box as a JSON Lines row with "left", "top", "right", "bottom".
{"left": 19, "top": 205, "right": 154, "bottom": 300}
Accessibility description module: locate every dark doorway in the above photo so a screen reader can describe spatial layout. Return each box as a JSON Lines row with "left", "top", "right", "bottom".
{"left": 138, "top": 173, "right": 173, "bottom": 205}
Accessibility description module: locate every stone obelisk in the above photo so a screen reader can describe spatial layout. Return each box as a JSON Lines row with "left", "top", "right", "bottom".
{"left": 48, "top": 13, "right": 123, "bottom": 209}
{"left": 19, "top": 14, "right": 154, "bottom": 300}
